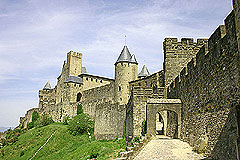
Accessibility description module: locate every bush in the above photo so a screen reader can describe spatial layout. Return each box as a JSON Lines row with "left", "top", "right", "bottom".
{"left": 20, "top": 150, "right": 24, "bottom": 157}
{"left": 77, "top": 104, "right": 83, "bottom": 115}
{"left": 32, "top": 111, "right": 39, "bottom": 123}
{"left": 68, "top": 113, "right": 94, "bottom": 135}
{"left": 34, "top": 114, "right": 54, "bottom": 128}
{"left": 63, "top": 116, "right": 70, "bottom": 125}
{"left": 27, "top": 122, "right": 34, "bottom": 130}
{"left": 1, "top": 149, "right": 4, "bottom": 157}
{"left": 133, "top": 136, "right": 140, "bottom": 143}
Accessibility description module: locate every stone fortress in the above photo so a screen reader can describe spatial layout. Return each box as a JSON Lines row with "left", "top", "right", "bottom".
{"left": 20, "top": 0, "right": 239, "bottom": 159}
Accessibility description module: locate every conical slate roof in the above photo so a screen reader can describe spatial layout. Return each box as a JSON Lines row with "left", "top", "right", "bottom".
{"left": 116, "top": 45, "right": 132, "bottom": 63}
{"left": 138, "top": 65, "right": 150, "bottom": 77}
{"left": 43, "top": 81, "right": 51, "bottom": 90}
{"left": 116, "top": 45, "right": 138, "bottom": 64}
{"left": 65, "top": 76, "right": 83, "bottom": 84}
{"left": 130, "top": 54, "right": 137, "bottom": 63}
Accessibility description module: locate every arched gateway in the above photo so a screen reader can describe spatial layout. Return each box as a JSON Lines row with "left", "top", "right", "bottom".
{"left": 146, "top": 99, "right": 181, "bottom": 138}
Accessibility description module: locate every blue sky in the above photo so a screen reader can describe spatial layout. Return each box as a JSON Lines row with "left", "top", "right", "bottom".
{"left": 0, "top": 0, "right": 232, "bottom": 127}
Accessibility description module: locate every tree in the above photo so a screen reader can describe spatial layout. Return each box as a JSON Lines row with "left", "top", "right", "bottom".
{"left": 68, "top": 113, "right": 94, "bottom": 135}
{"left": 32, "top": 110, "right": 39, "bottom": 123}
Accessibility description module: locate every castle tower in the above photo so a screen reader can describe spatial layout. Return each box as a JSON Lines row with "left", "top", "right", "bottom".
{"left": 66, "top": 51, "right": 83, "bottom": 77}
{"left": 114, "top": 45, "right": 138, "bottom": 105}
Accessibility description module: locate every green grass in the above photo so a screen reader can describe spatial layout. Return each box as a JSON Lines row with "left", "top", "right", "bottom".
{"left": 0, "top": 123, "right": 125, "bottom": 160}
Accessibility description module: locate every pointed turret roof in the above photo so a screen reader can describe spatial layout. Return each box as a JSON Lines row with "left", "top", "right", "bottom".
{"left": 43, "top": 81, "right": 51, "bottom": 90}
{"left": 115, "top": 45, "right": 138, "bottom": 64}
{"left": 138, "top": 65, "right": 150, "bottom": 78}
{"left": 116, "top": 45, "right": 132, "bottom": 63}
{"left": 130, "top": 54, "right": 137, "bottom": 63}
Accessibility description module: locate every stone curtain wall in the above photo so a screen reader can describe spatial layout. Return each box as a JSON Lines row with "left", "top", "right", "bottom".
{"left": 167, "top": 10, "right": 239, "bottom": 159}
{"left": 81, "top": 83, "right": 115, "bottom": 119}
{"left": 94, "top": 102, "right": 125, "bottom": 140}
{"left": 163, "top": 38, "right": 208, "bottom": 88}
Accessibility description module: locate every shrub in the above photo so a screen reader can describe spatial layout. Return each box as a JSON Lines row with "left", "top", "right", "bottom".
{"left": 34, "top": 114, "right": 54, "bottom": 128}
{"left": 27, "top": 122, "right": 34, "bottom": 130}
{"left": 77, "top": 104, "right": 83, "bottom": 115}
{"left": 1, "top": 149, "right": 4, "bottom": 157}
{"left": 32, "top": 111, "right": 39, "bottom": 123}
{"left": 20, "top": 150, "right": 24, "bottom": 157}
{"left": 63, "top": 116, "right": 70, "bottom": 125}
{"left": 68, "top": 113, "right": 94, "bottom": 135}
{"left": 133, "top": 136, "right": 140, "bottom": 143}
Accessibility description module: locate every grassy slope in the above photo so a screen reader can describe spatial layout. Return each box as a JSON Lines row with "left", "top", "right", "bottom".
{"left": 0, "top": 123, "right": 125, "bottom": 160}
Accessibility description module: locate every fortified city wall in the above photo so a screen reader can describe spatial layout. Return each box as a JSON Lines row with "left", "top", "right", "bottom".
{"left": 81, "top": 82, "right": 115, "bottom": 119}
{"left": 167, "top": 9, "right": 239, "bottom": 159}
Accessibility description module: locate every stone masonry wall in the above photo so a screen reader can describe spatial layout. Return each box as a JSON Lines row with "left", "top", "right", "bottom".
{"left": 163, "top": 37, "right": 208, "bottom": 88}
{"left": 94, "top": 102, "right": 125, "bottom": 140}
{"left": 81, "top": 83, "right": 115, "bottom": 119}
{"left": 167, "top": 10, "right": 239, "bottom": 159}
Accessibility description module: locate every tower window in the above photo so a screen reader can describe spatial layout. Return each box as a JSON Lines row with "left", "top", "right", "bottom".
{"left": 100, "top": 80, "right": 103, "bottom": 83}
{"left": 76, "top": 92, "right": 82, "bottom": 102}
{"left": 96, "top": 79, "right": 98, "bottom": 82}
{"left": 86, "top": 77, "right": 88, "bottom": 81}
{"left": 118, "top": 86, "right": 121, "bottom": 91}
{"left": 91, "top": 78, "right": 93, "bottom": 81}
{"left": 120, "top": 98, "right": 122, "bottom": 101}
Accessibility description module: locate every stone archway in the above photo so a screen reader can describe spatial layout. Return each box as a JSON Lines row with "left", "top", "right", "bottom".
{"left": 146, "top": 99, "right": 181, "bottom": 138}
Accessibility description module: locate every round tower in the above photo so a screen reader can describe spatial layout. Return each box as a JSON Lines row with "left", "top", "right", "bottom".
{"left": 114, "top": 45, "right": 138, "bottom": 105}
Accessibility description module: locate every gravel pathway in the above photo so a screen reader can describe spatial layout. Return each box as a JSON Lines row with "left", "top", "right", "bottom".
{"left": 134, "top": 135, "right": 205, "bottom": 160}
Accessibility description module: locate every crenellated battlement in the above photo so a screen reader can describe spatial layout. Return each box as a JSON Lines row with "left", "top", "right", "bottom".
{"left": 163, "top": 37, "right": 208, "bottom": 87}
{"left": 167, "top": 10, "right": 238, "bottom": 97}
{"left": 164, "top": 37, "right": 208, "bottom": 47}
{"left": 67, "top": 50, "right": 82, "bottom": 58}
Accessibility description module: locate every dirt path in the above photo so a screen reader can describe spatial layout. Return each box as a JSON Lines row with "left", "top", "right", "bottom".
{"left": 134, "top": 135, "right": 205, "bottom": 160}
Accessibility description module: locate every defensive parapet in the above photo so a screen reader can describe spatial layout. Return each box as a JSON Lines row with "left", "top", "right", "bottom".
{"left": 166, "top": 10, "right": 239, "bottom": 159}
{"left": 163, "top": 37, "right": 208, "bottom": 88}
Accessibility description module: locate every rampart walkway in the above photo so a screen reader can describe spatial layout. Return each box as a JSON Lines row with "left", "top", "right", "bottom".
{"left": 134, "top": 135, "right": 205, "bottom": 160}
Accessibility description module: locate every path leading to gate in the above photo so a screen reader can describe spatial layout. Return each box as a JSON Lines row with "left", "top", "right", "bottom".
{"left": 134, "top": 135, "right": 205, "bottom": 160}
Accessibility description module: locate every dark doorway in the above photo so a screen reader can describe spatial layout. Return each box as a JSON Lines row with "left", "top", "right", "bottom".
{"left": 76, "top": 92, "right": 82, "bottom": 102}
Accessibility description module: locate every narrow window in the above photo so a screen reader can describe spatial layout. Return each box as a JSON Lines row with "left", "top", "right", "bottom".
{"left": 76, "top": 92, "right": 82, "bottom": 102}
{"left": 119, "top": 86, "right": 121, "bottom": 91}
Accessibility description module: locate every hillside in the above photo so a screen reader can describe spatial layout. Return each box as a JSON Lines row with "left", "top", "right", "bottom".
{"left": 0, "top": 123, "right": 125, "bottom": 160}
